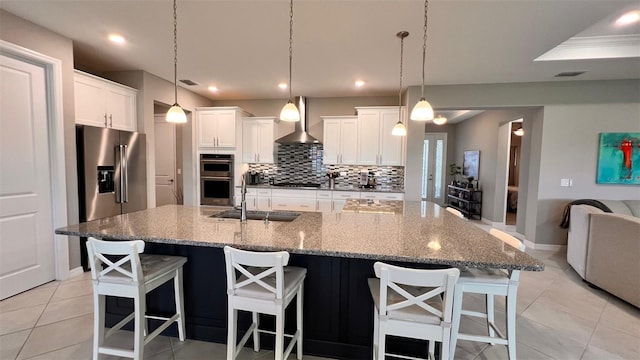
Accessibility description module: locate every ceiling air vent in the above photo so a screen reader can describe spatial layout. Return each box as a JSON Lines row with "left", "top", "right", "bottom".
{"left": 554, "top": 71, "right": 585, "bottom": 78}
{"left": 179, "top": 79, "right": 198, "bottom": 86}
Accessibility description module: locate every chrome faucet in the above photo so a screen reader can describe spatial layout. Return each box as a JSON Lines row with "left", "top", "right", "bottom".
{"left": 240, "top": 172, "right": 247, "bottom": 223}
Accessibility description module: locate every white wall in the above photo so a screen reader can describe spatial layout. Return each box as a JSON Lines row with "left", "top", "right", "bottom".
{"left": 539, "top": 104, "right": 640, "bottom": 200}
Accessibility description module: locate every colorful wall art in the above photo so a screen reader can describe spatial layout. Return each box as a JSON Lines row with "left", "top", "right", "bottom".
{"left": 596, "top": 132, "right": 640, "bottom": 185}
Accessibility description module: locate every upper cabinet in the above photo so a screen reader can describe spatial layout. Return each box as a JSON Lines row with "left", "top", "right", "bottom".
{"left": 74, "top": 70, "right": 137, "bottom": 132}
{"left": 356, "top": 107, "right": 404, "bottom": 166}
{"left": 196, "top": 107, "right": 251, "bottom": 149}
{"left": 243, "top": 117, "right": 275, "bottom": 163}
{"left": 322, "top": 116, "right": 358, "bottom": 165}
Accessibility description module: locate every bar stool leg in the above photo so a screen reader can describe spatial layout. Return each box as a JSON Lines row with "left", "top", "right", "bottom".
{"left": 296, "top": 284, "right": 303, "bottom": 359}
{"left": 92, "top": 292, "right": 105, "bottom": 360}
{"left": 175, "top": 268, "right": 186, "bottom": 341}
{"left": 486, "top": 294, "right": 496, "bottom": 345}
{"left": 134, "top": 288, "right": 146, "bottom": 360}
{"left": 275, "top": 307, "right": 285, "bottom": 360}
{"left": 377, "top": 321, "right": 387, "bottom": 359}
{"left": 506, "top": 289, "right": 518, "bottom": 360}
{"left": 449, "top": 287, "right": 464, "bottom": 358}
{"left": 373, "top": 310, "right": 379, "bottom": 360}
{"left": 227, "top": 307, "right": 237, "bottom": 359}
{"left": 252, "top": 312, "right": 260, "bottom": 352}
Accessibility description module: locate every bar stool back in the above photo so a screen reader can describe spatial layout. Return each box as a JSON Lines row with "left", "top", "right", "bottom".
{"left": 86, "top": 237, "right": 187, "bottom": 360}
{"left": 224, "top": 246, "right": 306, "bottom": 360}
{"left": 449, "top": 228, "right": 525, "bottom": 360}
{"left": 446, "top": 207, "right": 464, "bottom": 218}
{"left": 368, "top": 262, "right": 460, "bottom": 360}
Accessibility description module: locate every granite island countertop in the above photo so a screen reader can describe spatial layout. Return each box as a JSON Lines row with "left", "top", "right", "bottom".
{"left": 56, "top": 201, "right": 544, "bottom": 271}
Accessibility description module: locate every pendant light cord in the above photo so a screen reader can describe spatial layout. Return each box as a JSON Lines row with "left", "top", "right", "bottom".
{"left": 420, "top": 0, "right": 428, "bottom": 99}
{"left": 288, "top": 0, "right": 294, "bottom": 102}
{"left": 399, "top": 32, "right": 405, "bottom": 122}
{"left": 173, "top": 0, "right": 179, "bottom": 104}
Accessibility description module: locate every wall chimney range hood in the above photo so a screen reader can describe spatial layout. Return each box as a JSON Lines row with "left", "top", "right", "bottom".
{"left": 275, "top": 96, "right": 321, "bottom": 144}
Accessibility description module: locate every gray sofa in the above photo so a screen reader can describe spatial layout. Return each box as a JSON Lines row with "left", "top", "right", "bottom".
{"left": 567, "top": 200, "right": 640, "bottom": 308}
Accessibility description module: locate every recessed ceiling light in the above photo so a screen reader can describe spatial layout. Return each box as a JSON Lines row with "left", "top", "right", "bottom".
{"left": 355, "top": 80, "right": 365, "bottom": 87}
{"left": 108, "top": 33, "right": 126, "bottom": 44}
{"left": 278, "top": 83, "right": 287, "bottom": 90}
{"left": 616, "top": 11, "right": 640, "bottom": 26}
{"left": 208, "top": 86, "right": 218, "bottom": 92}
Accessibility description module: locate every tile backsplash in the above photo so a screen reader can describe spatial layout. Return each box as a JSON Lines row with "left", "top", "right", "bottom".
{"left": 246, "top": 144, "right": 404, "bottom": 188}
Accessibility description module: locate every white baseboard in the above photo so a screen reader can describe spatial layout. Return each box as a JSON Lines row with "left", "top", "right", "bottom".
{"left": 523, "top": 240, "right": 567, "bottom": 251}
{"left": 67, "top": 266, "right": 85, "bottom": 279}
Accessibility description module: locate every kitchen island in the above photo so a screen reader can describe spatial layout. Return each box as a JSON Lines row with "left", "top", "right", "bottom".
{"left": 56, "top": 201, "right": 544, "bottom": 359}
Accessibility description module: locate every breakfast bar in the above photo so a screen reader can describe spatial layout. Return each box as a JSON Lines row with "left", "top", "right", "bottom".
{"left": 56, "top": 201, "right": 544, "bottom": 359}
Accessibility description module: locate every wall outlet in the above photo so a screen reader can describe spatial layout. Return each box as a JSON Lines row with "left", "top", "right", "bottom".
{"left": 177, "top": 168, "right": 182, "bottom": 175}
{"left": 560, "top": 178, "right": 573, "bottom": 187}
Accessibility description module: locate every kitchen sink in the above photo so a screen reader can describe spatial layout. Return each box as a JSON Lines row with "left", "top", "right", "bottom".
{"left": 210, "top": 209, "right": 301, "bottom": 222}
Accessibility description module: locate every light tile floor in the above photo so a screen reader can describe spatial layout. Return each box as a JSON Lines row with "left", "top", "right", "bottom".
{"left": 1, "top": 228, "right": 639, "bottom": 359}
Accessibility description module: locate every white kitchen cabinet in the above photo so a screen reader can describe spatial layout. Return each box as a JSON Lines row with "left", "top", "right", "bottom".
{"left": 356, "top": 107, "right": 405, "bottom": 166}
{"left": 197, "top": 107, "right": 251, "bottom": 149}
{"left": 271, "top": 189, "right": 317, "bottom": 212}
{"left": 359, "top": 192, "right": 404, "bottom": 201}
{"left": 243, "top": 117, "right": 275, "bottom": 163}
{"left": 331, "top": 190, "right": 361, "bottom": 213}
{"left": 316, "top": 190, "right": 333, "bottom": 212}
{"left": 256, "top": 188, "right": 272, "bottom": 210}
{"left": 74, "top": 70, "right": 137, "bottom": 131}
{"left": 322, "top": 116, "right": 358, "bottom": 165}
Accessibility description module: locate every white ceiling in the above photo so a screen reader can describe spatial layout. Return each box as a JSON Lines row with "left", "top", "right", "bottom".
{"left": 1, "top": 0, "right": 639, "bottom": 101}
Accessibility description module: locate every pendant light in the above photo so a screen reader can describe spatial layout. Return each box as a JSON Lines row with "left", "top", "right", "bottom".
{"left": 433, "top": 114, "right": 448, "bottom": 125}
{"left": 410, "top": 0, "right": 435, "bottom": 122}
{"left": 166, "top": 0, "right": 187, "bottom": 123}
{"left": 280, "top": 0, "right": 300, "bottom": 122}
{"left": 392, "top": 31, "right": 409, "bottom": 137}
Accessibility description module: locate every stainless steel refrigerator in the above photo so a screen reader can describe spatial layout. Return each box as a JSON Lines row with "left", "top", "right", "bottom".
{"left": 76, "top": 125, "right": 147, "bottom": 269}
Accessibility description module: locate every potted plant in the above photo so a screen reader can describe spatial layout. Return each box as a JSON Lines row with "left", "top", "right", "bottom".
{"left": 449, "top": 163, "right": 461, "bottom": 185}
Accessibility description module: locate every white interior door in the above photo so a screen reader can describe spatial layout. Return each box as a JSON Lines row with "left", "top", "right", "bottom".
{"left": 154, "top": 115, "right": 177, "bottom": 207}
{"left": 422, "top": 133, "right": 447, "bottom": 205}
{"left": 0, "top": 54, "right": 56, "bottom": 299}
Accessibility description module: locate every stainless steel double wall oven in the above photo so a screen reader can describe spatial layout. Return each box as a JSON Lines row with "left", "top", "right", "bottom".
{"left": 200, "top": 154, "right": 234, "bottom": 206}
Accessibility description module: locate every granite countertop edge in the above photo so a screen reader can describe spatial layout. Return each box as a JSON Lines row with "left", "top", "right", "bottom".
{"left": 55, "top": 228, "right": 544, "bottom": 272}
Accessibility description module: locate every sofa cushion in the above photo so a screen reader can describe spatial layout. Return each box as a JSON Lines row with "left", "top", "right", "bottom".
{"left": 599, "top": 200, "right": 633, "bottom": 216}
{"left": 622, "top": 200, "right": 640, "bottom": 217}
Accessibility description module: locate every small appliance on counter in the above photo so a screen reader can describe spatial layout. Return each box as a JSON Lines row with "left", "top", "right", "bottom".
{"left": 247, "top": 170, "right": 262, "bottom": 185}
{"left": 360, "top": 171, "right": 377, "bottom": 189}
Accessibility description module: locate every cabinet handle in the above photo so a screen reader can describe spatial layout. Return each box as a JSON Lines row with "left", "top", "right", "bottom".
{"left": 257, "top": 154, "right": 260, "bottom": 162}
{"left": 268, "top": 198, "right": 271, "bottom": 208}
{"left": 316, "top": 200, "right": 319, "bottom": 210}
{"left": 104, "top": 114, "right": 108, "bottom": 127}
{"left": 300, "top": 205, "right": 309, "bottom": 208}
{"left": 109, "top": 114, "right": 113, "bottom": 127}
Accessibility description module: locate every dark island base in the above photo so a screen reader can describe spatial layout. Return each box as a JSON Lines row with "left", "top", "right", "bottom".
{"left": 104, "top": 242, "right": 448, "bottom": 359}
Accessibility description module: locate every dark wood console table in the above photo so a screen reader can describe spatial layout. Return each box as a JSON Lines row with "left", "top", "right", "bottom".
{"left": 447, "top": 184, "right": 482, "bottom": 220}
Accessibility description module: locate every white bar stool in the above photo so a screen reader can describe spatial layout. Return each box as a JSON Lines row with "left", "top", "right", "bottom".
{"left": 224, "top": 246, "right": 306, "bottom": 360}
{"left": 446, "top": 207, "right": 464, "bottom": 219}
{"left": 86, "top": 237, "right": 187, "bottom": 360}
{"left": 368, "top": 262, "right": 460, "bottom": 360}
{"left": 449, "top": 228, "right": 525, "bottom": 360}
